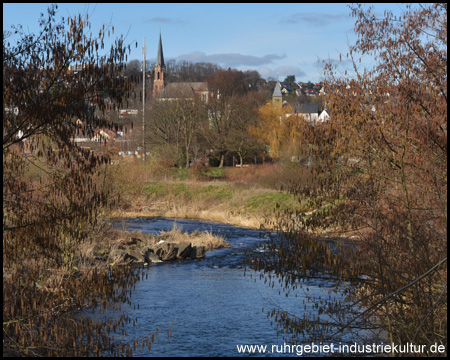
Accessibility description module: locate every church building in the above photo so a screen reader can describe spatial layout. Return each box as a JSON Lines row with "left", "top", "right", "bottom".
{"left": 272, "top": 80, "right": 283, "bottom": 108}
{"left": 152, "top": 33, "right": 210, "bottom": 103}
{"left": 152, "top": 33, "right": 165, "bottom": 98}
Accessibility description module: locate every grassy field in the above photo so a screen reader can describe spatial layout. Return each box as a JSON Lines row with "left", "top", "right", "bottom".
{"left": 105, "top": 159, "right": 314, "bottom": 229}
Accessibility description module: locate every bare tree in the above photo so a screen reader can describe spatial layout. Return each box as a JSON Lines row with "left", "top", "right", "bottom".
{"left": 3, "top": 5, "right": 154, "bottom": 356}
{"left": 147, "top": 94, "right": 206, "bottom": 168}
{"left": 165, "top": 59, "right": 222, "bottom": 82}
{"left": 249, "top": 3, "right": 447, "bottom": 353}
{"left": 124, "top": 59, "right": 142, "bottom": 81}
{"left": 227, "top": 92, "right": 265, "bottom": 167}
{"left": 202, "top": 69, "right": 248, "bottom": 167}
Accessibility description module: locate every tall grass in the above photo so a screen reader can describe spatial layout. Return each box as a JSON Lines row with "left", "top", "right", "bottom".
{"left": 104, "top": 158, "right": 313, "bottom": 229}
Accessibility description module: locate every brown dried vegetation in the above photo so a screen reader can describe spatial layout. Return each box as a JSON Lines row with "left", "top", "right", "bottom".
{"left": 249, "top": 3, "right": 447, "bottom": 355}
{"left": 3, "top": 5, "right": 155, "bottom": 356}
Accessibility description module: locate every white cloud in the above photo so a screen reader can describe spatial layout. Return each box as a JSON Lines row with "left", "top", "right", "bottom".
{"left": 144, "top": 17, "right": 186, "bottom": 24}
{"left": 176, "top": 51, "right": 286, "bottom": 67}
{"left": 257, "top": 65, "right": 306, "bottom": 80}
{"left": 282, "top": 12, "right": 348, "bottom": 26}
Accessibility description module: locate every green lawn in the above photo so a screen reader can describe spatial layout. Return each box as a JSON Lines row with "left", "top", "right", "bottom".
{"left": 142, "top": 180, "right": 306, "bottom": 217}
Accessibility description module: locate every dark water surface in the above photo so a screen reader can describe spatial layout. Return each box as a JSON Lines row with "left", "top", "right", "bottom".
{"left": 84, "top": 217, "right": 368, "bottom": 357}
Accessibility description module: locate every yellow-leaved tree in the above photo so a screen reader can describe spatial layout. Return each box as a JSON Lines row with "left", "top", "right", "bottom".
{"left": 249, "top": 3, "right": 447, "bottom": 354}
{"left": 250, "top": 102, "right": 303, "bottom": 160}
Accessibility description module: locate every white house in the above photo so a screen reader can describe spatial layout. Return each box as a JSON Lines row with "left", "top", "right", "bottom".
{"left": 318, "top": 108, "right": 330, "bottom": 122}
{"left": 293, "top": 103, "right": 319, "bottom": 125}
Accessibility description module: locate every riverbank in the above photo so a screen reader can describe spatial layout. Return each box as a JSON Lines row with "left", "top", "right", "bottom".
{"left": 105, "top": 179, "right": 358, "bottom": 240}
{"left": 81, "top": 217, "right": 373, "bottom": 357}
{"left": 100, "top": 162, "right": 359, "bottom": 268}
{"left": 105, "top": 179, "right": 310, "bottom": 231}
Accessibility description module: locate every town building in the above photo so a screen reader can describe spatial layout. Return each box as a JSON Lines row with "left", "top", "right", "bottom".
{"left": 152, "top": 33, "right": 165, "bottom": 98}
{"left": 272, "top": 80, "right": 283, "bottom": 108}
{"left": 318, "top": 105, "right": 330, "bottom": 122}
{"left": 152, "top": 33, "right": 210, "bottom": 103}
{"left": 293, "top": 103, "right": 319, "bottom": 125}
{"left": 158, "top": 82, "right": 210, "bottom": 102}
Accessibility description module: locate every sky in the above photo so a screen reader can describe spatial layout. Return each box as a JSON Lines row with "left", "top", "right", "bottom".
{"left": 3, "top": 3, "right": 408, "bottom": 83}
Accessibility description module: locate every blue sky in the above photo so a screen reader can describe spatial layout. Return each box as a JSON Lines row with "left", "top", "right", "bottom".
{"left": 4, "top": 3, "right": 407, "bottom": 82}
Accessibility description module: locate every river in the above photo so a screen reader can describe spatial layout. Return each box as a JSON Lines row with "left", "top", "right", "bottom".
{"left": 83, "top": 217, "right": 378, "bottom": 357}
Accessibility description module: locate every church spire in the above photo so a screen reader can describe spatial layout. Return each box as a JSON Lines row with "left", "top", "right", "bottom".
{"left": 153, "top": 32, "right": 165, "bottom": 98}
{"left": 272, "top": 79, "right": 282, "bottom": 108}
{"left": 156, "top": 32, "right": 165, "bottom": 68}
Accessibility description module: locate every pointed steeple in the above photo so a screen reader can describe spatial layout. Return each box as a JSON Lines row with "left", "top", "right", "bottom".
{"left": 156, "top": 32, "right": 165, "bottom": 68}
{"left": 153, "top": 32, "right": 165, "bottom": 98}
{"left": 272, "top": 80, "right": 282, "bottom": 108}
{"left": 272, "top": 80, "right": 282, "bottom": 98}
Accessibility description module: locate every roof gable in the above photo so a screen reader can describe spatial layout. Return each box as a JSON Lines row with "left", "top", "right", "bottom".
{"left": 158, "top": 82, "right": 208, "bottom": 99}
{"left": 294, "top": 103, "right": 319, "bottom": 114}
{"left": 272, "top": 80, "right": 282, "bottom": 98}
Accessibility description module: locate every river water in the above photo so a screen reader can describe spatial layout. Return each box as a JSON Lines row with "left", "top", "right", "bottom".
{"left": 84, "top": 217, "right": 375, "bottom": 357}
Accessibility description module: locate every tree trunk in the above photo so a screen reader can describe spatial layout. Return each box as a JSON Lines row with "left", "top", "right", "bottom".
{"left": 219, "top": 153, "right": 224, "bottom": 168}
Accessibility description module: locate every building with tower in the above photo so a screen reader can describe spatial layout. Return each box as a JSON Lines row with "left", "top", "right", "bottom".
{"left": 152, "top": 33, "right": 165, "bottom": 98}
{"left": 272, "top": 80, "right": 283, "bottom": 108}
{"left": 152, "top": 33, "right": 210, "bottom": 103}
